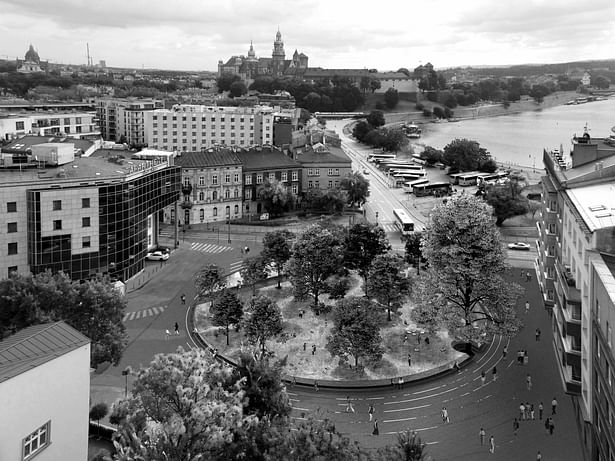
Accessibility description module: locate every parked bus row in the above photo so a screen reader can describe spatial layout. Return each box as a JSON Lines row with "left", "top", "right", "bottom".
{"left": 402, "top": 180, "right": 453, "bottom": 197}
{"left": 449, "top": 170, "right": 509, "bottom": 186}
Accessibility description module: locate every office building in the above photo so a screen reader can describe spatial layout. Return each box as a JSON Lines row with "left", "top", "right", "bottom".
{"left": 0, "top": 111, "right": 99, "bottom": 141}
{"left": 96, "top": 98, "right": 164, "bottom": 145}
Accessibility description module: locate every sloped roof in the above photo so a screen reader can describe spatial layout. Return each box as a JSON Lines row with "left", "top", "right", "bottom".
{"left": 174, "top": 149, "right": 242, "bottom": 168}
{"left": 0, "top": 322, "right": 90, "bottom": 384}
{"left": 295, "top": 145, "right": 351, "bottom": 165}
{"left": 235, "top": 146, "right": 300, "bottom": 170}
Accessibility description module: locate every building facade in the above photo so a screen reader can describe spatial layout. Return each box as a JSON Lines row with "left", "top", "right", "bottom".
{"left": 0, "top": 322, "right": 90, "bottom": 461}
{"left": 0, "top": 144, "right": 180, "bottom": 281}
{"left": 537, "top": 131, "right": 615, "bottom": 460}
{"left": 0, "top": 112, "right": 99, "bottom": 141}
{"left": 173, "top": 149, "right": 243, "bottom": 226}
{"left": 293, "top": 143, "right": 352, "bottom": 193}
{"left": 96, "top": 98, "right": 164, "bottom": 144}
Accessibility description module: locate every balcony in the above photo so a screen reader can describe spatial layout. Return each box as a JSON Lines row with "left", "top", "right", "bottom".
{"left": 555, "top": 262, "right": 581, "bottom": 303}
{"left": 180, "top": 199, "right": 193, "bottom": 209}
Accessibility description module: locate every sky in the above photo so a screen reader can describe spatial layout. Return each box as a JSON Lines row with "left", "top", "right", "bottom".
{"left": 0, "top": 0, "right": 613, "bottom": 72}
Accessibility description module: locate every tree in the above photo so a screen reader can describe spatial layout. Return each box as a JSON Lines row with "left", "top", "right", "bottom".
{"left": 376, "top": 429, "right": 429, "bottom": 460}
{"left": 0, "top": 270, "right": 128, "bottom": 367}
{"left": 287, "top": 224, "right": 344, "bottom": 312}
{"left": 352, "top": 120, "right": 372, "bottom": 142}
{"left": 216, "top": 73, "right": 241, "bottom": 92}
{"left": 343, "top": 223, "right": 390, "bottom": 291}
{"left": 384, "top": 87, "right": 399, "bottom": 109}
{"left": 403, "top": 231, "right": 424, "bottom": 268}
{"left": 340, "top": 171, "right": 370, "bottom": 207}
{"left": 229, "top": 80, "right": 247, "bottom": 98}
{"left": 262, "top": 230, "right": 294, "bottom": 289}
{"left": 370, "top": 78, "right": 382, "bottom": 93}
{"left": 211, "top": 290, "right": 243, "bottom": 346}
{"left": 326, "top": 297, "right": 384, "bottom": 368}
{"left": 366, "top": 254, "right": 411, "bottom": 321}
{"left": 420, "top": 146, "right": 443, "bottom": 165}
{"left": 380, "top": 128, "right": 408, "bottom": 152}
{"left": 257, "top": 179, "right": 292, "bottom": 217}
{"left": 442, "top": 138, "right": 492, "bottom": 173}
{"left": 240, "top": 256, "right": 268, "bottom": 295}
{"left": 194, "top": 264, "right": 226, "bottom": 305}
{"left": 591, "top": 75, "right": 610, "bottom": 89}
{"left": 484, "top": 173, "right": 530, "bottom": 226}
{"left": 89, "top": 402, "right": 109, "bottom": 438}
{"left": 366, "top": 110, "right": 385, "bottom": 128}
{"left": 529, "top": 84, "right": 550, "bottom": 103}
{"left": 243, "top": 295, "right": 283, "bottom": 355}
{"left": 411, "top": 195, "right": 522, "bottom": 342}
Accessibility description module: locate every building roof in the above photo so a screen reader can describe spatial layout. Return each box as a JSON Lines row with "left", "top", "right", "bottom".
{"left": 234, "top": 146, "right": 300, "bottom": 170}
{"left": 567, "top": 182, "right": 615, "bottom": 232}
{"left": 0, "top": 322, "right": 90, "bottom": 384}
{"left": 174, "top": 149, "right": 242, "bottom": 168}
{"left": 295, "top": 144, "right": 351, "bottom": 165}
{"left": 1, "top": 135, "right": 95, "bottom": 155}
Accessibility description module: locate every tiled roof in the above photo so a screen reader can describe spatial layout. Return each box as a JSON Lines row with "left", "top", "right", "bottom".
{"left": 0, "top": 322, "right": 90, "bottom": 383}
{"left": 235, "top": 146, "right": 300, "bottom": 170}
{"left": 295, "top": 145, "right": 351, "bottom": 165}
{"left": 174, "top": 149, "right": 242, "bottom": 168}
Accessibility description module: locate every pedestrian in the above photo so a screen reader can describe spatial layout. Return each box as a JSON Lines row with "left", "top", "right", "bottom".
{"left": 314, "top": 380, "right": 319, "bottom": 392}
{"left": 526, "top": 271, "right": 532, "bottom": 282}
{"left": 526, "top": 373, "right": 532, "bottom": 390}
{"left": 368, "top": 403, "right": 375, "bottom": 422}
{"left": 312, "top": 344, "right": 316, "bottom": 355}
{"left": 517, "top": 350, "right": 524, "bottom": 364}
{"left": 403, "top": 334, "right": 408, "bottom": 344}
{"left": 299, "top": 310, "right": 303, "bottom": 319}
{"left": 536, "top": 328, "right": 541, "bottom": 341}
{"left": 292, "top": 376, "right": 297, "bottom": 387}
{"left": 525, "top": 300, "right": 530, "bottom": 314}
{"left": 407, "top": 353, "right": 412, "bottom": 367}
{"left": 417, "top": 333, "right": 421, "bottom": 345}
{"left": 213, "top": 348, "right": 218, "bottom": 359}
{"left": 181, "top": 294, "right": 186, "bottom": 305}
{"left": 372, "top": 418, "right": 379, "bottom": 436}
{"left": 489, "top": 435, "right": 495, "bottom": 453}
{"left": 481, "top": 370, "right": 486, "bottom": 385}
{"left": 537, "top": 451, "right": 542, "bottom": 461}
{"left": 303, "top": 342, "right": 306, "bottom": 351}
{"left": 530, "top": 403, "right": 535, "bottom": 420}
{"left": 165, "top": 329, "right": 171, "bottom": 340}
{"left": 345, "top": 396, "right": 355, "bottom": 413}
{"left": 519, "top": 403, "right": 526, "bottom": 420}
{"left": 424, "top": 336, "right": 430, "bottom": 345}
{"left": 544, "top": 417, "right": 550, "bottom": 434}
{"left": 539, "top": 402, "right": 544, "bottom": 420}
{"left": 549, "top": 418, "right": 555, "bottom": 435}
{"left": 492, "top": 366, "right": 497, "bottom": 381}
{"left": 525, "top": 402, "right": 530, "bottom": 420}
{"left": 551, "top": 397, "right": 558, "bottom": 415}
{"left": 479, "top": 427, "right": 486, "bottom": 445}
{"left": 398, "top": 376, "right": 404, "bottom": 390}
{"left": 503, "top": 344, "right": 508, "bottom": 358}
{"left": 521, "top": 269, "right": 525, "bottom": 279}
{"left": 453, "top": 361, "right": 460, "bottom": 372}
{"left": 513, "top": 417, "right": 520, "bottom": 436}
{"left": 441, "top": 407, "right": 449, "bottom": 423}
{"left": 174, "top": 322, "right": 180, "bottom": 335}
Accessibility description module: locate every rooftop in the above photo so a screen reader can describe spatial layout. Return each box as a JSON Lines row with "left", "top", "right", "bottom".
{"left": 567, "top": 182, "right": 615, "bottom": 232}
{"left": 234, "top": 146, "right": 300, "bottom": 170}
{"left": 295, "top": 144, "right": 351, "bottom": 165}
{"left": 1, "top": 135, "right": 95, "bottom": 155}
{"left": 175, "top": 149, "right": 242, "bottom": 168}
{"left": 0, "top": 322, "right": 90, "bottom": 384}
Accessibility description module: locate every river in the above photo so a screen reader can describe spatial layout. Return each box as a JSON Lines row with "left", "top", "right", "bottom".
{"left": 413, "top": 97, "right": 615, "bottom": 168}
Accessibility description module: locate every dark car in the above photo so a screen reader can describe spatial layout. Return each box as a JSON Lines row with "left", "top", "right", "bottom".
{"left": 155, "top": 245, "right": 171, "bottom": 254}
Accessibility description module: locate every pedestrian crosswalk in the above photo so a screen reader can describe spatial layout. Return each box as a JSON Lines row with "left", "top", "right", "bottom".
{"left": 230, "top": 260, "right": 245, "bottom": 273}
{"left": 381, "top": 223, "right": 397, "bottom": 233}
{"left": 190, "top": 242, "right": 233, "bottom": 254}
{"left": 123, "top": 305, "right": 166, "bottom": 322}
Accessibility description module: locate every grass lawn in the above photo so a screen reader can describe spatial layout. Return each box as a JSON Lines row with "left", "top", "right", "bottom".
{"left": 195, "top": 273, "right": 465, "bottom": 381}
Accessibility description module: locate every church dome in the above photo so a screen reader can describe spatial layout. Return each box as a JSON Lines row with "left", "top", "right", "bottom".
{"left": 25, "top": 44, "right": 40, "bottom": 63}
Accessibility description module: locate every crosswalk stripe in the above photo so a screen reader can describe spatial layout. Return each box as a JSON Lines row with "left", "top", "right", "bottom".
{"left": 190, "top": 242, "right": 233, "bottom": 253}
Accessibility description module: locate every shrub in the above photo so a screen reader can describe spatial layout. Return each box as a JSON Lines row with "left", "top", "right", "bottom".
{"left": 422, "top": 108, "right": 432, "bottom": 117}
{"left": 415, "top": 103, "right": 424, "bottom": 111}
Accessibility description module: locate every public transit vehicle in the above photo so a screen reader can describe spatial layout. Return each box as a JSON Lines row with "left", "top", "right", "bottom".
{"left": 393, "top": 208, "right": 415, "bottom": 235}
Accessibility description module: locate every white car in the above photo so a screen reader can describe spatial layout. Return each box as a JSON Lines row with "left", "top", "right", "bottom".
{"left": 507, "top": 242, "right": 531, "bottom": 251}
{"left": 363, "top": 169, "right": 370, "bottom": 175}
{"left": 146, "top": 251, "right": 169, "bottom": 261}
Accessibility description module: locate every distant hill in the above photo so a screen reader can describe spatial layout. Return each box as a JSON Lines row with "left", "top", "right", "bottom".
{"left": 442, "top": 59, "right": 615, "bottom": 78}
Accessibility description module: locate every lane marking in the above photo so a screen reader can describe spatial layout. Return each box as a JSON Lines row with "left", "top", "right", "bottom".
{"left": 383, "top": 416, "right": 417, "bottom": 423}
{"left": 384, "top": 386, "right": 459, "bottom": 405}
{"left": 384, "top": 404, "right": 431, "bottom": 414}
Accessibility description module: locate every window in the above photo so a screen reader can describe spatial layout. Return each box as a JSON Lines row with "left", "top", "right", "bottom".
{"left": 281, "top": 172, "right": 287, "bottom": 182}
{"left": 233, "top": 188, "right": 239, "bottom": 198}
{"left": 8, "top": 242, "right": 18, "bottom": 255}
{"left": 256, "top": 174, "right": 263, "bottom": 184}
{"left": 308, "top": 181, "right": 313, "bottom": 189}
{"left": 226, "top": 206, "right": 230, "bottom": 217}
{"left": 82, "top": 236, "right": 91, "bottom": 248}
{"left": 245, "top": 189, "right": 252, "bottom": 199}
{"left": 82, "top": 197, "right": 90, "bottom": 208}
{"left": 183, "top": 177, "right": 191, "bottom": 187}
{"left": 225, "top": 174, "right": 231, "bottom": 183}
{"left": 199, "top": 176, "right": 205, "bottom": 186}
{"left": 328, "top": 181, "right": 333, "bottom": 189}
{"left": 292, "top": 171, "right": 298, "bottom": 181}
{"left": 212, "top": 175, "right": 218, "bottom": 185}
{"left": 16, "top": 121, "right": 25, "bottom": 130}
{"left": 224, "top": 189, "right": 230, "bottom": 199}
{"left": 292, "top": 184, "right": 298, "bottom": 194}
{"left": 7, "top": 222, "right": 17, "bottom": 233}
{"left": 328, "top": 168, "right": 334, "bottom": 176}
{"left": 7, "top": 202, "right": 17, "bottom": 212}
{"left": 213, "top": 207, "right": 218, "bottom": 217}
{"left": 82, "top": 217, "right": 91, "bottom": 227}
{"left": 52, "top": 200, "right": 62, "bottom": 211}
{"left": 315, "top": 168, "right": 320, "bottom": 176}
{"left": 234, "top": 204, "right": 239, "bottom": 214}
{"left": 308, "top": 168, "right": 314, "bottom": 176}
{"left": 245, "top": 175, "right": 252, "bottom": 185}
{"left": 198, "top": 191, "right": 205, "bottom": 201}
{"left": 212, "top": 191, "right": 218, "bottom": 200}
{"left": 200, "top": 209, "right": 204, "bottom": 221}
{"left": 23, "top": 420, "right": 51, "bottom": 460}
{"left": 234, "top": 173, "right": 239, "bottom": 183}
{"left": 53, "top": 220, "right": 62, "bottom": 230}
{"left": 8, "top": 266, "right": 17, "bottom": 277}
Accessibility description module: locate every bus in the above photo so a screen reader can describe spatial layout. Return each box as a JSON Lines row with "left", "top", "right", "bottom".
{"left": 368, "top": 153, "right": 396, "bottom": 163}
{"left": 477, "top": 171, "right": 509, "bottom": 185}
{"left": 392, "top": 169, "right": 427, "bottom": 178}
{"left": 403, "top": 178, "right": 429, "bottom": 193}
{"left": 449, "top": 171, "right": 488, "bottom": 186}
{"left": 411, "top": 154, "right": 426, "bottom": 165}
{"left": 412, "top": 181, "right": 453, "bottom": 197}
{"left": 393, "top": 208, "right": 415, "bottom": 235}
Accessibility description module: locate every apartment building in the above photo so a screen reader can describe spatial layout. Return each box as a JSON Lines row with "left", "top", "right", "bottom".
{"left": 0, "top": 111, "right": 99, "bottom": 141}
{"left": 173, "top": 148, "right": 243, "bottom": 226}
{"left": 96, "top": 98, "right": 164, "bottom": 144}
{"left": 293, "top": 142, "right": 352, "bottom": 193}
{"left": 144, "top": 104, "right": 297, "bottom": 152}
{"left": 0, "top": 144, "right": 180, "bottom": 281}
{"left": 537, "top": 131, "right": 615, "bottom": 461}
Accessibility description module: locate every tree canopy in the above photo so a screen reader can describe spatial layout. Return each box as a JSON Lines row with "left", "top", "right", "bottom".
{"left": 343, "top": 223, "right": 390, "bottom": 290}
{"left": 257, "top": 179, "right": 293, "bottom": 217}
{"left": 366, "top": 110, "right": 385, "bottom": 128}
{"left": 340, "top": 171, "right": 370, "bottom": 207}
{"left": 240, "top": 255, "right": 268, "bottom": 295}
{"left": 243, "top": 295, "right": 283, "bottom": 355}
{"left": 384, "top": 88, "right": 399, "bottom": 108}
{"left": 442, "top": 138, "right": 494, "bottom": 173}
{"left": 412, "top": 194, "right": 522, "bottom": 342}
{"left": 0, "top": 270, "right": 127, "bottom": 367}
{"left": 194, "top": 264, "right": 226, "bottom": 303}
{"left": 366, "top": 254, "right": 412, "bottom": 321}
{"left": 483, "top": 172, "right": 530, "bottom": 226}
{"left": 211, "top": 290, "right": 243, "bottom": 345}
{"left": 261, "top": 230, "right": 294, "bottom": 289}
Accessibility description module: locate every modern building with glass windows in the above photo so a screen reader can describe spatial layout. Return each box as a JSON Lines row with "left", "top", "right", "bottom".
{"left": 537, "top": 131, "right": 615, "bottom": 461}
{"left": 0, "top": 144, "right": 180, "bottom": 281}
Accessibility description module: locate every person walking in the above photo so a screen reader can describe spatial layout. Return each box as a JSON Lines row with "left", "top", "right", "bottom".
{"left": 526, "top": 373, "right": 532, "bottom": 390}
{"left": 314, "top": 380, "right": 319, "bottom": 392}
{"left": 165, "top": 329, "right": 171, "bottom": 340}
{"left": 368, "top": 404, "right": 375, "bottom": 422}
{"left": 551, "top": 397, "right": 558, "bottom": 415}
{"left": 513, "top": 418, "right": 520, "bottom": 436}
{"left": 525, "top": 300, "right": 530, "bottom": 314}
{"left": 441, "top": 407, "right": 449, "bottom": 423}
{"left": 489, "top": 435, "right": 495, "bottom": 454}
{"left": 492, "top": 366, "right": 498, "bottom": 381}
{"left": 537, "top": 451, "right": 542, "bottom": 460}
{"left": 549, "top": 418, "right": 555, "bottom": 435}
{"left": 539, "top": 402, "right": 544, "bottom": 420}
{"left": 407, "top": 353, "right": 412, "bottom": 367}
{"left": 303, "top": 342, "right": 306, "bottom": 351}
{"left": 536, "top": 328, "right": 541, "bottom": 341}
{"left": 312, "top": 344, "right": 316, "bottom": 355}
{"left": 520, "top": 403, "right": 526, "bottom": 420}
{"left": 398, "top": 376, "right": 404, "bottom": 390}
{"left": 545, "top": 417, "right": 550, "bottom": 434}
{"left": 526, "top": 271, "right": 532, "bottom": 282}
{"left": 530, "top": 403, "right": 535, "bottom": 420}
{"left": 181, "top": 294, "right": 186, "bottom": 305}
{"left": 345, "top": 396, "right": 355, "bottom": 413}
{"left": 503, "top": 344, "right": 508, "bottom": 359}
{"left": 174, "top": 322, "right": 180, "bottom": 335}
{"left": 372, "top": 418, "right": 379, "bottom": 436}
{"left": 481, "top": 370, "right": 486, "bottom": 385}
{"left": 479, "top": 427, "right": 486, "bottom": 445}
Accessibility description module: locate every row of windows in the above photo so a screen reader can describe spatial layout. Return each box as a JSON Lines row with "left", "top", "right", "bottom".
{"left": 152, "top": 115, "right": 254, "bottom": 122}
{"left": 154, "top": 139, "right": 253, "bottom": 149}
{"left": 307, "top": 180, "right": 341, "bottom": 189}
{"left": 193, "top": 189, "right": 240, "bottom": 201}
{"left": 243, "top": 184, "right": 299, "bottom": 199}
{"left": 52, "top": 198, "right": 91, "bottom": 211}
{"left": 152, "top": 124, "right": 255, "bottom": 131}
{"left": 184, "top": 174, "right": 240, "bottom": 186}
{"left": 245, "top": 171, "right": 298, "bottom": 185}
{"left": 307, "top": 168, "right": 341, "bottom": 176}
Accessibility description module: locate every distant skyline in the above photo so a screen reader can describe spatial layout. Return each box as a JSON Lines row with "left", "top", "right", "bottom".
{"left": 0, "top": 0, "right": 613, "bottom": 72}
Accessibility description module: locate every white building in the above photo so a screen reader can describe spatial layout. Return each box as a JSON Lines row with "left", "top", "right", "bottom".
{"left": 95, "top": 98, "right": 164, "bottom": 145}
{"left": 0, "top": 112, "right": 99, "bottom": 141}
{"left": 0, "top": 322, "right": 91, "bottom": 461}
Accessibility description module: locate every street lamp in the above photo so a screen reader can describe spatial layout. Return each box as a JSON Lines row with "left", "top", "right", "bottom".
{"left": 227, "top": 214, "right": 231, "bottom": 244}
{"left": 121, "top": 367, "right": 131, "bottom": 398}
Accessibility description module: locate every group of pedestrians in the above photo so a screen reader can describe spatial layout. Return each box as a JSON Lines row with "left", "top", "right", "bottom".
{"left": 342, "top": 397, "right": 379, "bottom": 435}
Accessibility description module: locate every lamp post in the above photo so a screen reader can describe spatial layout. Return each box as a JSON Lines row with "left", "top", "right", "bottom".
{"left": 121, "top": 368, "right": 130, "bottom": 398}
{"left": 227, "top": 214, "right": 231, "bottom": 244}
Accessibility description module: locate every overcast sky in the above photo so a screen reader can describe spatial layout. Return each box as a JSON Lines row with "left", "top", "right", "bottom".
{"left": 1, "top": 0, "right": 613, "bottom": 72}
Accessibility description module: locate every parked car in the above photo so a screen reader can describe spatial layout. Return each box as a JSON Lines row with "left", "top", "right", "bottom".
{"left": 507, "top": 242, "right": 531, "bottom": 251}
{"left": 363, "top": 169, "right": 370, "bottom": 175}
{"left": 146, "top": 251, "right": 169, "bottom": 261}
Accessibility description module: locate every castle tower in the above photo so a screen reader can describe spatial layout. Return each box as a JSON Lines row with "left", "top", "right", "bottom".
{"left": 247, "top": 40, "right": 257, "bottom": 61}
{"left": 271, "top": 29, "right": 285, "bottom": 76}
